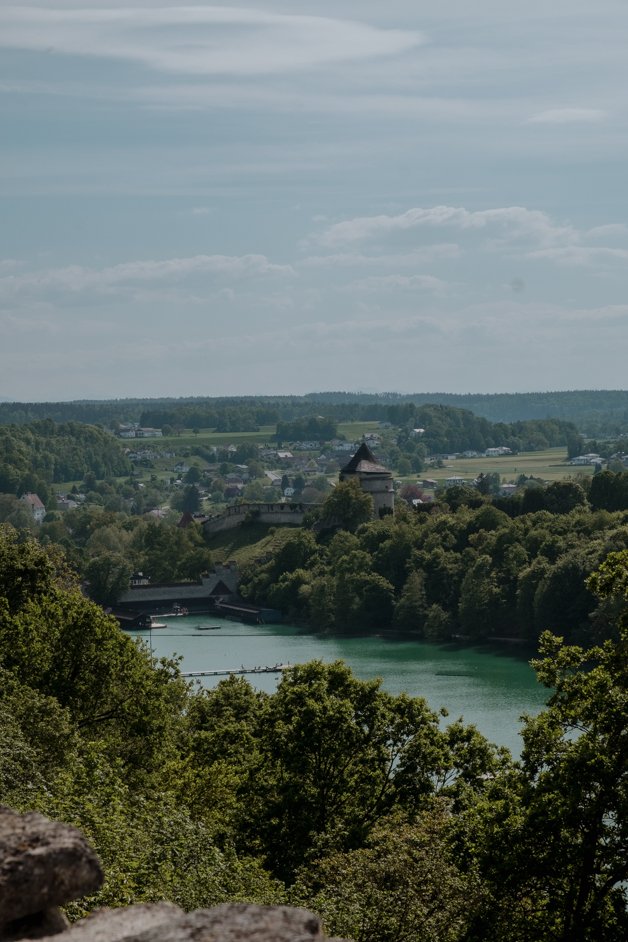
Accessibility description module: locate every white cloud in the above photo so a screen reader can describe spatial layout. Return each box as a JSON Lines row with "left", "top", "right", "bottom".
{"left": 587, "top": 224, "right": 628, "bottom": 239}
{"left": 0, "top": 5, "right": 423, "bottom": 77}
{"left": 315, "top": 205, "right": 578, "bottom": 248}
{"left": 313, "top": 205, "right": 628, "bottom": 275}
{"left": 0, "top": 259, "right": 24, "bottom": 273}
{"left": 528, "top": 108, "right": 607, "bottom": 124}
{"left": 526, "top": 246, "right": 628, "bottom": 266}
{"left": 0, "top": 253, "right": 294, "bottom": 300}
{"left": 299, "top": 245, "right": 460, "bottom": 269}
{"left": 343, "top": 274, "right": 448, "bottom": 295}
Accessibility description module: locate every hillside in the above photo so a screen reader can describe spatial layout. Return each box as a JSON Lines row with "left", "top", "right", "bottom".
{"left": 204, "top": 522, "right": 305, "bottom": 569}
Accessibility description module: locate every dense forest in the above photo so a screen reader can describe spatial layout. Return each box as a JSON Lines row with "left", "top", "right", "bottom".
{"left": 1, "top": 525, "right": 626, "bottom": 940}
{"left": 239, "top": 478, "right": 628, "bottom": 645}
{"left": 0, "top": 421, "right": 131, "bottom": 498}
{"left": 0, "top": 389, "right": 627, "bottom": 436}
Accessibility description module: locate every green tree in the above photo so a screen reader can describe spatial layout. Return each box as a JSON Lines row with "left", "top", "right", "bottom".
{"left": 293, "top": 806, "right": 484, "bottom": 942}
{"left": 240, "top": 661, "right": 448, "bottom": 882}
{"left": 320, "top": 479, "right": 373, "bottom": 531}
{"left": 393, "top": 571, "right": 427, "bottom": 632}
{"left": 458, "top": 554, "right": 503, "bottom": 639}
{"left": 84, "top": 553, "right": 132, "bottom": 606}
{"left": 466, "top": 555, "right": 628, "bottom": 942}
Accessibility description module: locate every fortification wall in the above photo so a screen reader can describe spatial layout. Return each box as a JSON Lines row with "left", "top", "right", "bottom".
{"left": 203, "top": 502, "right": 317, "bottom": 536}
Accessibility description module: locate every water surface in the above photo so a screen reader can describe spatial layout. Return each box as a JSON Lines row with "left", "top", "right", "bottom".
{"left": 130, "top": 616, "right": 547, "bottom": 755}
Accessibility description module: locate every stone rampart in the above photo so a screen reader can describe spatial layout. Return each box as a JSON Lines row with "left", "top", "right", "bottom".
{"left": 203, "top": 502, "right": 318, "bottom": 536}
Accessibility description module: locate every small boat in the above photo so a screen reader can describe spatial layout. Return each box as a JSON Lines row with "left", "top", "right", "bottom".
{"left": 149, "top": 621, "right": 168, "bottom": 630}
{"left": 196, "top": 624, "right": 222, "bottom": 631}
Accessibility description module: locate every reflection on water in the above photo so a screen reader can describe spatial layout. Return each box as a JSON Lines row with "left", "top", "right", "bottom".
{"left": 129, "top": 617, "right": 548, "bottom": 755}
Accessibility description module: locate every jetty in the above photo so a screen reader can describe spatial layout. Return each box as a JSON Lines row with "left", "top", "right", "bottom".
{"left": 182, "top": 664, "right": 292, "bottom": 678}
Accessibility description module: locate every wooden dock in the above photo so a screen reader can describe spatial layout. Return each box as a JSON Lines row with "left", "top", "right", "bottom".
{"left": 182, "top": 664, "right": 292, "bottom": 678}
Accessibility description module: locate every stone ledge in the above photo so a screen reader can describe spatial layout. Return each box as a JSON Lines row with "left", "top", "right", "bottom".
{"left": 0, "top": 807, "right": 103, "bottom": 926}
{"left": 30, "top": 904, "right": 335, "bottom": 942}
{"left": 0, "top": 810, "right": 347, "bottom": 942}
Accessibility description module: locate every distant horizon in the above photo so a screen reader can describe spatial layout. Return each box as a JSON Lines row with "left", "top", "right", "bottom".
{"left": 1, "top": 387, "right": 627, "bottom": 406}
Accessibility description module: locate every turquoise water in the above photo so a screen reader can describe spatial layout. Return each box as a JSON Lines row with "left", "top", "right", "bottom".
{"left": 129, "top": 616, "right": 548, "bottom": 755}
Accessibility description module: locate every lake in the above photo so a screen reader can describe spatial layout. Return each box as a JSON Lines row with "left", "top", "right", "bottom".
{"left": 129, "top": 616, "right": 548, "bottom": 755}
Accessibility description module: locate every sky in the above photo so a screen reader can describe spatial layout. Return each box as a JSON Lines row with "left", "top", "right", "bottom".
{"left": 1, "top": 0, "right": 628, "bottom": 401}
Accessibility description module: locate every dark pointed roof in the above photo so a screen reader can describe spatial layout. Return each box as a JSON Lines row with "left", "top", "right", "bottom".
{"left": 340, "top": 442, "right": 390, "bottom": 475}
{"left": 177, "top": 511, "right": 195, "bottom": 528}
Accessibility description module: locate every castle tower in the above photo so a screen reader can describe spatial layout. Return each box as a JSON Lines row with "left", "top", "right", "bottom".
{"left": 339, "top": 442, "right": 394, "bottom": 517}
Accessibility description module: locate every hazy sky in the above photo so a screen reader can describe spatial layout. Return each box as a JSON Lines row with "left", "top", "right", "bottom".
{"left": 2, "top": 1, "right": 628, "bottom": 400}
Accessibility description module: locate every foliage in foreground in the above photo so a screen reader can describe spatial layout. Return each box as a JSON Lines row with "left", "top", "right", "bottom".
{"left": 0, "top": 524, "right": 627, "bottom": 940}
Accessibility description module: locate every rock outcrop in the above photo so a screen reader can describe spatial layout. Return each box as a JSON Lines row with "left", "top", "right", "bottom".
{"left": 0, "top": 807, "right": 344, "bottom": 942}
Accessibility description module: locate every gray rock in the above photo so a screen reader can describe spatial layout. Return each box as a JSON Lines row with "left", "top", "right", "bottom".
{"left": 1, "top": 906, "right": 69, "bottom": 941}
{"left": 0, "top": 807, "right": 103, "bottom": 925}
{"left": 34, "top": 904, "right": 183, "bottom": 942}
{"left": 26, "top": 903, "right": 344, "bottom": 942}
{"left": 150, "top": 904, "right": 326, "bottom": 942}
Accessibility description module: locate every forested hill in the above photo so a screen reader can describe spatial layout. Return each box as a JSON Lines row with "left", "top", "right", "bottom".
{"left": 0, "top": 420, "right": 131, "bottom": 494}
{"left": 0, "top": 389, "right": 626, "bottom": 435}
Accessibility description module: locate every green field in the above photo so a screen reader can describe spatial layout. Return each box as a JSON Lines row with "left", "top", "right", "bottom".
{"left": 156, "top": 421, "right": 381, "bottom": 449}
{"left": 416, "top": 447, "right": 593, "bottom": 488}
{"left": 157, "top": 425, "right": 277, "bottom": 449}
{"left": 336, "top": 421, "right": 381, "bottom": 440}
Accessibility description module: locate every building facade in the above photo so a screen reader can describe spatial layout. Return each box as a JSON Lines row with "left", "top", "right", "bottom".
{"left": 339, "top": 442, "right": 394, "bottom": 517}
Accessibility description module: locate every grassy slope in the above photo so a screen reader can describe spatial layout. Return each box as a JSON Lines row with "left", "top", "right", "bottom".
{"left": 206, "top": 522, "right": 304, "bottom": 569}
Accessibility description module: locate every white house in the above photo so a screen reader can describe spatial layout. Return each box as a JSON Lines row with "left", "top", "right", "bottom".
{"left": 444, "top": 476, "right": 468, "bottom": 488}
{"left": 21, "top": 492, "right": 46, "bottom": 524}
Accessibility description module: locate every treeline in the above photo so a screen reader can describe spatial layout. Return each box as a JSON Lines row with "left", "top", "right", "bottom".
{"left": 304, "top": 389, "right": 628, "bottom": 434}
{"left": 275, "top": 415, "right": 337, "bottom": 442}
{"left": 392, "top": 405, "right": 576, "bottom": 454}
{"left": 142, "top": 401, "right": 576, "bottom": 455}
{"left": 1, "top": 525, "right": 626, "bottom": 940}
{"left": 1, "top": 389, "right": 627, "bottom": 436}
{"left": 0, "top": 420, "right": 131, "bottom": 496}
{"left": 0, "top": 403, "right": 583, "bottom": 470}
{"left": 240, "top": 479, "right": 628, "bottom": 645}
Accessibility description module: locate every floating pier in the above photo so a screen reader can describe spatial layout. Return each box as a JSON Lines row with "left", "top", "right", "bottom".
{"left": 182, "top": 664, "right": 292, "bottom": 678}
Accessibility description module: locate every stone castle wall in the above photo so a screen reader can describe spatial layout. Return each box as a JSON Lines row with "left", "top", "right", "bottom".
{"left": 203, "top": 502, "right": 317, "bottom": 536}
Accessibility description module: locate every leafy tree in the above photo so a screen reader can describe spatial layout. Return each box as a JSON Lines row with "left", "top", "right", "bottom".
{"left": 320, "top": 479, "right": 373, "bottom": 531}
{"left": 237, "top": 661, "right": 500, "bottom": 885}
{"left": 465, "top": 555, "right": 628, "bottom": 942}
{"left": 543, "top": 480, "right": 588, "bottom": 515}
{"left": 458, "top": 554, "right": 503, "bottom": 639}
{"left": 184, "top": 465, "right": 202, "bottom": 484}
{"left": 293, "top": 806, "right": 484, "bottom": 942}
{"left": 399, "top": 483, "right": 424, "bottom": 505}
{"left": 240, "top": 661, "right": 449, "bottom": 882}
{"left": 84, "top": 553, "right": 132, "bottom": 606}
{"left": 394, "top": 571, "right": 427, "bottom": 632}
{"left": 590, "top": 470, "right": 628, "bottom": 512}
{"left": 172, "top": 484, "right": 202, "bottom": 514}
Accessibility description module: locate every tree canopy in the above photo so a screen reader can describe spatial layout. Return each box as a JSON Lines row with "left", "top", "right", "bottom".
{"left": 1, "top": 523, "right": 627, "bottom": 939}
